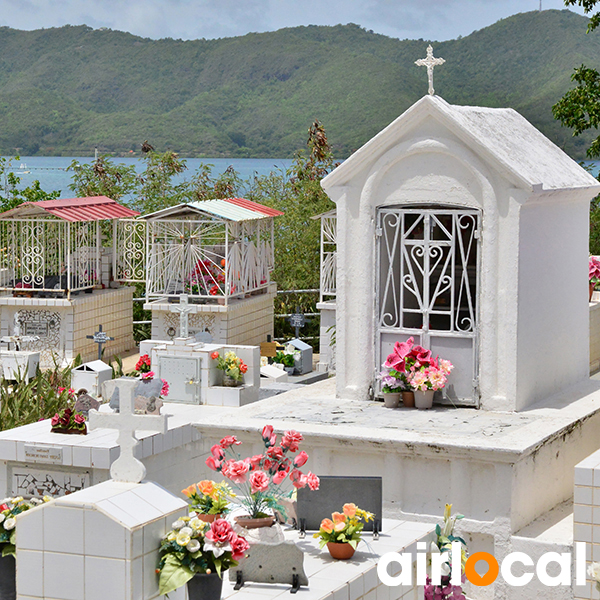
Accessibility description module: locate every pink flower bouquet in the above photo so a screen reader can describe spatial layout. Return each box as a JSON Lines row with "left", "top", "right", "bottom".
{"left": 206, "top": 425, "right": 319, "bottom": 519}
{"left": 381, "top": 338, "right": 454, "bottom": 393}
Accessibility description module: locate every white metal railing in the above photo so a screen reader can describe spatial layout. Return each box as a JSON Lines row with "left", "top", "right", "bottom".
{"left": 319, "top": 211, "right": 337, "bottom": 302}
{"left": 0, "top": 219, "right": 100, "bottom": 294}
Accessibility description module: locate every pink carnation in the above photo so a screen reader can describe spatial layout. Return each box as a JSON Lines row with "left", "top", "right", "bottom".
{"left": 230, "top": 533, "right": 250, "bottom": 561}
{"left": 281, "top": 430, "right": 303, "bottom": 452}
{"left": 249, "top": 470, "right": 270, "bottom": 494}
{"left": 306, "top": 472, "right": 320, "bottom": 491}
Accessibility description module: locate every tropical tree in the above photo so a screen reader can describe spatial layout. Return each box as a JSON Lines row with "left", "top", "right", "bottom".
{"left": 0, "top": 157, "right": 60, "bottom": 212}
{"left": 553, "top": 0, "right": 600, "bottom": 252}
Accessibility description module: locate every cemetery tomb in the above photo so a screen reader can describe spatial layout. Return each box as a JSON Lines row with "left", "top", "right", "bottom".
{"left": 0, "top": 196, "right": 138, "bottom": 366}
{"left": 319, "top": 94, "right": 600, "bottom": 411}
{"left": 70, "top": 359, "right": 113, "bottom": 396}
{"left": 116, "top": 198, "right": 282, "bottom": 345}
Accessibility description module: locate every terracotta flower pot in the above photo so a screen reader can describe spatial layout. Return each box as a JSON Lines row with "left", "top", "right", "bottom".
{"left": 401, "top": 391, "right": 415, "bottom": 407}
{"left": 195, "top": 513, "right": 223, "bottom": 523}
{"left": 327, "top": 541, "right": 356, "bottom": 560}
{"left": 234, "top": 515, "right": 275, "bottom": 529}
{"left": 187, "top": 571, "right": 223, "bottom": 600}
{"left": 414, "top": 390, "right": 435, "bottom": 409}
{"left": 382, "top": 392, "right": 400, "bottom": 408}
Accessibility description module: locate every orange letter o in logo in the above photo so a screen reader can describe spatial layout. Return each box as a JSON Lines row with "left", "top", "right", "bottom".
{"left": 465, "top": 552, "right": 499, "bottom": 587}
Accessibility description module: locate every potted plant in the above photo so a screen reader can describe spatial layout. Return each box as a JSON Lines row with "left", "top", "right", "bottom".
{"left": 211, "top": 351, "right": 248, "bottom": 387}
{"left": 157, "top": 516, "right": 250, "bottom": 599}
{"left": 384, "top": 338, "right": 453, "bottom": 409}
{"left": 50, "top": 407, "right": 87, "bottom": 434}
{"left": 590, "top": 256, "right": 600, "bottom": 301}
{"left": 378, "top": 368, "right": 403, "bottom": 408}
{"left": 205, "top": 425, "right": 319, "bottom": 528}
{"left": 314, "top": 503, "right": 374, "bottom": 560}
{"left": 424, "top": 504, "right": 468, "bottom": 600}
{"left": 0, "top": 496, "right": 51, "bottom": 600}
{"left": 181, "top": 480, "right": 231, "bottom": 523}
{"left": 273, "top": 350, "right": 296, "bottom": 375}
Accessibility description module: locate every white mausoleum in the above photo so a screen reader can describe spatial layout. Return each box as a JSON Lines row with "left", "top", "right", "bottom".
{"left": 321, "top": 95, "right": 600, "bottom": 411}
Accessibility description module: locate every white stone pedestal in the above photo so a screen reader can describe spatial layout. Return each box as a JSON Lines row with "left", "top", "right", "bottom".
{"left": 145, "top": 284, "right": 276, "bottom": 346}
{"left": 0, "top": 287, "right": 135, "bottom": 367}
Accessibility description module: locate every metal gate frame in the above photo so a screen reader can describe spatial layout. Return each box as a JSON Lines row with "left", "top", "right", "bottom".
{"left": 375, "top": 205, "right": 481, "bottom": 406}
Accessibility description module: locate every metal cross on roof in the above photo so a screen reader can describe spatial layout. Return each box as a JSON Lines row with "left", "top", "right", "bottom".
{"left": 415, "top": 45, "right": 445, "bottom": 96}
{"left": 170, "top": 294, "right": 194, "bottom": 338}
{"left": 88, "top": 379, "right": 168, "bottom": 483}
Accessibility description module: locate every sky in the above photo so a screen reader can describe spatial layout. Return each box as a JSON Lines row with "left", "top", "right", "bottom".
{"left": 0, "top": 0, "right": 588, "bottom": 42}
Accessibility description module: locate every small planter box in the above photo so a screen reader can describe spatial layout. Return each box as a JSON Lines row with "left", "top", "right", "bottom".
{"left": 0, "top": 350, "right": 40, "bottom": 381}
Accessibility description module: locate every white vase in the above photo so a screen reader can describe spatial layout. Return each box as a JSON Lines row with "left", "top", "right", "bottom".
{"left": 382, "top": 392, "right": 401, "bottom": 408}
{"left": 414, "top": 390, "right": 435, "bottom": 409}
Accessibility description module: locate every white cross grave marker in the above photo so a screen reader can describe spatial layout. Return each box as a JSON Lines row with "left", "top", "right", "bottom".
{"left": 415, "top": 45, "right": 445, "bottom": 96}
{"left": 88, "top": 379, "right": 168, "bottom": 483}
{"left": 170, "top": 294, "right": 194, "bottom": 338}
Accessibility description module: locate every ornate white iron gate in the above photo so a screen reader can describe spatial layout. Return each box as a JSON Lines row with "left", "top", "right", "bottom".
{"left": 114, "top": 219, "right": 147, "bottom": 283}
{"left": 376, "top": 206, "right": 480, "bottom": 406}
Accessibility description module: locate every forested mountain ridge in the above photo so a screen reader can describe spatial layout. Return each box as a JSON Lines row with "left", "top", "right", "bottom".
{"left": 0, "top": 9, "right": 597, "bottom": 159}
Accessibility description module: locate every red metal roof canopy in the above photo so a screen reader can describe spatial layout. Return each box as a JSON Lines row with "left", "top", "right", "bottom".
{"left": 223, "top": 197, "right": 284, "bottom": 217}
{"left": 0, "top": 196, "right": 139, "bottom": 222}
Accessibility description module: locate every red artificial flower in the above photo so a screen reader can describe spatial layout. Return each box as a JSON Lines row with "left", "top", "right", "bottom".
{"left": 281, "top": 430, "right": 303, "bottom": 453}
{"left": 267, "top": 446, "right": 284, "bottom": 461}
{"left": 224, "top": 460, "right": 249, "bottom": 484}
{"left": 219, "top": 435, "right": 241, "bottom": 449}
{"left": 206, "top": 519, "right": 234, "bottom": 544}
{"left": 211, "top": 351, "right": 220, "bottom": 360}
{"left": 205, "top": 456, "right": 221, "bottom": 471}
{"left": 51, "top": 414, "right": 60, "bottom": 426}
{"left": 74, "top": 414, "right": 85, "bottom": 425}
{"left": 384, "top": 338, "right": 414, "bottom": 372}
{"left": 210, "top": 444, "right": 225, "bottom": 460}
{"left": 240, "top": 363, "right": 248, "bottom": 374}
{"left": 262, "top": 424, "right": 274, "bottom": 442}
{"left": 306, "top": 472, "right": 320, "bottom": 491}
{"left": 273, "top": 470, "right": 287, "bottom": 485}
{"left": 249, "top": 470, "right": 270, "bottom": 494}
{"left": 289, "top": 469, "right": 308, "bottom": 489}
{"left": 248, "top": 454, "right": 263, "bottom": 469}
{"left": 293, "top": 451, "right": 308, "bottom": 468}
{"left": 230, "top": 533, "right": 250, "bottom": 561}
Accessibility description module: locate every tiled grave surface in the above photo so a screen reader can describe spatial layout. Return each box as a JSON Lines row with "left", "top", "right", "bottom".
{"left": 16, "top": 480, "right": 188, "bottom": 600}
{"left": 221, "top": 518, "right": 434, "bottom": 600}
{"left": 0, "top": 403, "right": 218, "bottom": 498}
{"left": 574, "top": 450, "right": 600, "bottom": 599}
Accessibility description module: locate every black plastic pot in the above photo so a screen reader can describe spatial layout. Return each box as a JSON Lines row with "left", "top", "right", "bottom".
{"left": 0, "top": 555, "right": 16, "bottom": 600}
{"left": 187, "top": 572, "right": 223, "bottom": 600}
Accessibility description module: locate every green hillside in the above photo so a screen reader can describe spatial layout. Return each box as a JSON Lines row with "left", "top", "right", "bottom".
{"left": 0, "top": 9, "right": 598, "bottom": 159}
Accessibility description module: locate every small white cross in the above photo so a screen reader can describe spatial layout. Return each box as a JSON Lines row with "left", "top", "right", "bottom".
{"left": 88, "top": 380, "right": 168, "bottom": 483}
{"left": 415, "top": 45, "right": 445, "bottom": 96}
{"left": 170, "top": 294, "right": 194, "bottom": 338}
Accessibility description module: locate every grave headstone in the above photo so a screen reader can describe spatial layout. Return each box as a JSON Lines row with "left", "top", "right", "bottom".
{"left": 288, "top": 338, "right": 313, "bottom": 374}
{"left": 169, "top": 293, "right": 194, "bottom": 339}
{"left": 229, "top": 524, "right": 308, "bottom": 591}
{"left": 73, "top": 392, "right": 100, "bottom": 418}
{"left": 89, "top": 379, "right": 168, "bottom": 483}
{"left": 296, "top": 475, "right": 382, "bottom": 532}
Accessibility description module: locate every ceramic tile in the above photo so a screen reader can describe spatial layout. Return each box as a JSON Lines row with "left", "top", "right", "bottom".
{"left": 143, "top": 517, "right": 167, "bottom": 554}
{"left": 84, "top": 508, "right": 126, "bottom": 558}
{"left": 43, "top": 552, "right": 84, "bottom": 600}
{"left": 16, "top": 505, "right": 44, "bottom": 551}
{"left": 84, "top": 556, "right": 127, "bottom": 600}
{"left": 0, "top": 439, "right": 17, "bottom": 461}
{"left": 575, "top": 486, "right": 593, "bottom": 505}
{"left": 142, "top": 549, "right": 161, "bottom": 598}
{"left": 16, "top": 550, "right": 43, "bottom": 597}
{"left": 91, "top": 447, "right": 110, "bottom": 470}
{"left": 131, "top": 483, "right": 187, "bottom": 514}
{"left": 43, "top": 506, "right": 84, "bottom": 554}
{"left": 72, "top": 446, "right": 91, "bottom": 468}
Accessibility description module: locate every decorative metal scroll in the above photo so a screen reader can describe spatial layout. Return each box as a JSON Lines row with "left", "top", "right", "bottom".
{"left": 320, "top": 213, "right": 337, "bottom": 302}
{"left": 377, "top": 207, "right": 480, "bottom": 404}
{"left": 115, "top": 219, "right": 147, "bottom": 283}
{"left": 144, "top": 217, "right": 274, "bottom": 301}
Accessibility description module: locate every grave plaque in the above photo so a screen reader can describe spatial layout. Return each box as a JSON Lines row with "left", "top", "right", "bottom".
{"left": 23, "top": 321, "right": 49, "bottom": 337}
{"left": 296, "top": 475, "right": 383, "bottom": 532}
{"left": 110, "top": 377, "right": 164, "bottom": 414}
{"left": 23, "top": 445, "right": 62, "bottom": 465}
{"left": 73, "top": 393, "right": 100, "bottom": 418}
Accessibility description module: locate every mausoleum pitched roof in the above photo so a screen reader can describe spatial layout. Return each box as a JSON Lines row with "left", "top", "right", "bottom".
{"left": 140, "top": 197, "right": 284, "bottom": 221}
{"left": 0, "top": 196, "right": 139, "bottom": 222}
{"left": 322, "top": 95, "right": 600, "bottom": 193}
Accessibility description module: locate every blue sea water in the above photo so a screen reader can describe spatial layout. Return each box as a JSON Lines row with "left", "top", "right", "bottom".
{"left": 2, "top": 156, "right": 295, "bottom": 199}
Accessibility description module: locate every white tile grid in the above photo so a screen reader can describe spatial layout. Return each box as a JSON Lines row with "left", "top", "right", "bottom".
{"left": 574, "top": 453, "right": 600, "bottom": 599}
{"left": 220, "top": 521, "right": 433, "bottom": 600}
